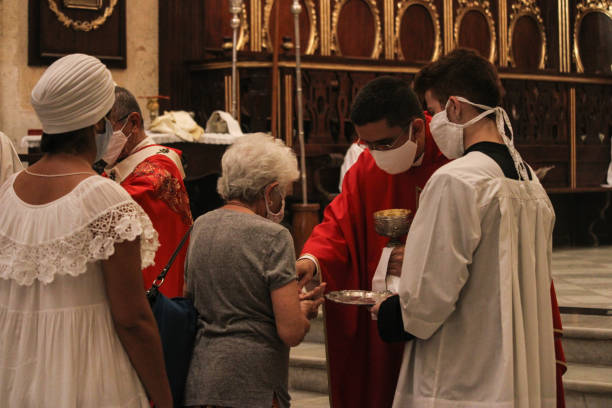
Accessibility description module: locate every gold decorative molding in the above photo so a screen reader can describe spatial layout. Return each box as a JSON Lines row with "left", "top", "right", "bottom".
{"left": 558, "top": 0, "right": 571, "bottom": 72}
{"left": 193, "top": 60, "right": 612, "bottom": 84}
{"left": 48, "top": 0, "right": 116, "bottom": 31}
{"left": 224, "top": 74, "right": 241, "bottom": 121}
{"left": 394, "top": 0, "right": 441, "bottom": 62}
{"left": 570, "top": 86, "right": 576, "bottom": 188}
{"left": 454, "top": 0, "right": 497, "bottom": 63}
{"left": 262, "top": 0, "right": 319, "bottom": 55}
{"left": 251, "top": 0, "right": 262, "bottom": 51}
{"left": 573, "top": 0, "right": 612, "bottom": 73}
{"left": 444, "top": 0, "right": 454, "bottom": 54}
{"left": 384, "top": 0, "right": 395, "bottom": 59}
{"left": 321, "top": 0, "right": 332, "bottom": 55}
{"left": 237, "top": 2, "right": 250, "bottom": 51}
{"left": 64, "top": 0, "right": 102, "bottom": 10}
{"left": 499, "top": 0, "right": 508, "bottom": 66}
{"left": 508, "top": 0, "right": 547, "bottom": 69}
{"left": 331, "top": 0, "right": 383, "bottom": 59}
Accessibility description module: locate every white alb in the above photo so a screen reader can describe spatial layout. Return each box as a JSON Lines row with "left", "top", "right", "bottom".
{"left": 394, "top": 152, "right": 556, "bottom": 407}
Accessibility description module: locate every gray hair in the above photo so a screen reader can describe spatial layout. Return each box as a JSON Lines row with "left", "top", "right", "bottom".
{"left": 110, "top": 86, "right": 143, "bottom": 125}
{"left": 217, "top": 133, "right": 300, "bottom": 203}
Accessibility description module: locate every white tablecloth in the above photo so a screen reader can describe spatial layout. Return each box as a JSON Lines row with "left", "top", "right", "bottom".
{"left": 21, "top": 131, "right": 243, "bottom": 149}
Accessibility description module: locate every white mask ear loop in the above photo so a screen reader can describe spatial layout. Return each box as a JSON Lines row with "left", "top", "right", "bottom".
{"left": 455, "top": 96, "right": 529, "bottom": 181}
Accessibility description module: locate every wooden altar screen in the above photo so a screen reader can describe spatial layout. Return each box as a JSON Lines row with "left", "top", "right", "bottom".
{"left": 159, "top": 0, "right": 612, "bottom": 246}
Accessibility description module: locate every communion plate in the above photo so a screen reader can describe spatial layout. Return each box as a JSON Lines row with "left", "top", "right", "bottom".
{"left": 325, "top": 290, "right": 393, "bottom": 306}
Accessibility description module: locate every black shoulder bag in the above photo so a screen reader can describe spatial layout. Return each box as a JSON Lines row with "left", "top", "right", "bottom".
{"left": 146, "top": 225, "right": 197, "bottom": 407}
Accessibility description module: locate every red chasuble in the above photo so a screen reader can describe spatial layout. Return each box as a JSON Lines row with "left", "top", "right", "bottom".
{"left": 302, "top": 119, "right": 448, "bottom": 408}
{"left": 120, "top": 149, "right": 193, "bottom": 298}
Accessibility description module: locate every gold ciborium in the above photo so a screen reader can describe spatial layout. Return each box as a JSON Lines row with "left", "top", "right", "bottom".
{"left": 373, "top": 209, "right": 412, "bottom": 247}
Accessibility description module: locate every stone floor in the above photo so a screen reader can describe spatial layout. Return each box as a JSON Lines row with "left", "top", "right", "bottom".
{"left": 552, "top": 246, "right": 612, "bottom": 309}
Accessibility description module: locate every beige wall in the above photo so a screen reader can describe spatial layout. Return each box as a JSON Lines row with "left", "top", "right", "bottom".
{"left": 0, "top": 0, "right": 158, "bottom": 153}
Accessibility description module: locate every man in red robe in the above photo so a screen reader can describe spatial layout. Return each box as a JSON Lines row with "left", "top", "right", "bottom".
{"left": 297, "top": 77, "right": 448, "bottom": 408}
{"left": 102, "top": 86, "right": 192, "bottom": 298}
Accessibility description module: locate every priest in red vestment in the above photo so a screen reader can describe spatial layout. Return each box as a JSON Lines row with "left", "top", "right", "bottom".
{"left": 297, "top": 77, "right": 448, "bottom": 408}
{"left": 101, "top": 86, "right": 192, "bottom": 298}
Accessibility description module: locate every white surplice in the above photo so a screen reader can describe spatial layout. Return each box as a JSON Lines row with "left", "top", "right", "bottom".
{"left": 393, "top": 151, "right": 557, "bottom": 407}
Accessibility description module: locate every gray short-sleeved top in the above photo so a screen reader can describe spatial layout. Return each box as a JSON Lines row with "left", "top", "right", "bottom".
{"left": 183, "top": 208, "right": 297, "bottom": 408}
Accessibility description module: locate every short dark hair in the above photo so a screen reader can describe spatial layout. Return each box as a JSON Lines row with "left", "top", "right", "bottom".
{"left": 350, "top": 76, "right": 424, "bottom": 129}
{"left": 413, "top": 48, "right": 504, "bottom": 108}
{"left": 110, "top": 86, "right": 143, "bottom": 125}
{"left": 40, "top": 127, "right": 92, "bottom": 155}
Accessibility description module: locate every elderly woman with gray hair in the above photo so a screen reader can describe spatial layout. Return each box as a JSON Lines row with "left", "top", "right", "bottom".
{"left": 183, "top": 133, "right": 325, "bottom": 408}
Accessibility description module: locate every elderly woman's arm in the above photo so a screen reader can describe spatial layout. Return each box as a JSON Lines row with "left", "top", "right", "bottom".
{"left": 272, "top": 280, "right": 311, "bottom": 347}
{"left": 102, "top": 238, "right": 173, "bottom": 408}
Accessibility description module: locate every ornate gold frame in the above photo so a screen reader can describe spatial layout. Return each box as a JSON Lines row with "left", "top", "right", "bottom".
{"left": 394, "top": 0, "right": 442, "bottom": 61}
{"left": 331, "top": 0, "right": 383, "bottom": 59}
{"left": 48, "top": 0, "right": 117, "bottom": 31}
{"left": 236, "top": 2, "right": 250, "bottom": 51}
{"left": 262, "top": 0, "right": 319, "bottom": 55}
{"left": 573, "top": 0, "right": 612, "bottom": 73}
{"left": 63, "top": 0, "right": 102, "bottom": 10}
{"left": 508, "top": 0, "right": 547, "bottom": 69}
{"left": 454, "top": 0, "right": 497, "bottom": 63}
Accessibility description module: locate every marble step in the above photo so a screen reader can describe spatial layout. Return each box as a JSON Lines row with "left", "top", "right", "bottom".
{"left": 564, "top": 363, "right": 612, "bottom": 408}
{"left": 303, "top": 310, "right": 325, "bottom": 344}
{"left": 289, "top": 342, "right": 328, "bottom": 394}
{"left": 289, "top": 342, "right": 612, "bottom": 406}
{"left": 561, "top": 314, "right": 612, "bottom": 366}
{"left": 290, "top": 389, "right": 330, "bottom": 408}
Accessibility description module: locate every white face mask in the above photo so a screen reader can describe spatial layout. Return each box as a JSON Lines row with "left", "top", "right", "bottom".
{"left": 369, "top": 124, "right": 417, "bottom": 175}
{"left": 265, "top": 186, "right": 285, "bottom": 223}
{"left": 430, "top": 96, "right": 529, "bottom": 180}
{"left": 102, "top": 120, "right": 131, "bottom": 167}
{"left": 95, "top": 119, "right": 113, "bottom": 162}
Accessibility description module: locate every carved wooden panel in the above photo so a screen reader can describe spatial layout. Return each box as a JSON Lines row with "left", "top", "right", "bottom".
{"left": 508, "top": 0, "right": 547, "bottom": 70}
{"left": 201, "top": 0, "right": 249, "bottom": 50}
{"left": 262, "top": 0, "right": 318, "bottom": 55}
{"left": 28, "top": 0, "right": 126, "bottom": 68}
{"left": 573, "top": 1, "right": 612, "bottom": 74}
{"left": 575, "top": 83, "right": 612, "bottom": 186}
{"left": 395, "top": 0, "right": 442, "bottom": 62}
{"left": 159, "top": 0, "right": 208, "bottom": 112}
{"left": 503, "top": 79, "right": 571, "bottom": 187}
{"left": 454, "top": 0, "right": 497, "bottom": 63}
{"left": 332, "top": 0, "right": 383, "bottom": 58}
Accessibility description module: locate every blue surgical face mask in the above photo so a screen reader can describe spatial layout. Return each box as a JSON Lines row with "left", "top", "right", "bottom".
{"left": 95, "top": 118, "right": 113, "bottom": 162}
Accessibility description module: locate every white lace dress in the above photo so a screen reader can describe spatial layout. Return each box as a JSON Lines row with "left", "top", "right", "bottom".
{"left": 0, "top": 173, "right": 159, "bottom": 407}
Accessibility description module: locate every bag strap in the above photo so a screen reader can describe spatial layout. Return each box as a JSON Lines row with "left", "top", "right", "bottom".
{"left": 147, "top": 225, "right": 193, "bottom": 296}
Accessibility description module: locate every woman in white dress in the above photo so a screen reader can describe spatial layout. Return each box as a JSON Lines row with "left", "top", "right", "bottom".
{"left": 0, "top": 54, "right": 172, "bottom": 407}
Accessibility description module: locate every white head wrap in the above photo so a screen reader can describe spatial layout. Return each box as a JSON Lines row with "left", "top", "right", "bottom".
{"left": 31, "top": 54, "right": 115, "bottom": 134}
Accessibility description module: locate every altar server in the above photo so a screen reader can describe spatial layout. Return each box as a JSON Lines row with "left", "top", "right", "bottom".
{"left": 375, "top": 48, "right": 559, "bottom": 408}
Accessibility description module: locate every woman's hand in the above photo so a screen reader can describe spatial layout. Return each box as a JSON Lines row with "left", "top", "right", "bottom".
{"left": 299, "top": 282, "right": 326, "bottom": 319}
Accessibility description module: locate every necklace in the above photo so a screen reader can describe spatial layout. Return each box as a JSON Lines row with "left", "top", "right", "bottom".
{"left": 24, "top": 168, "right": 94, "bottom": 178}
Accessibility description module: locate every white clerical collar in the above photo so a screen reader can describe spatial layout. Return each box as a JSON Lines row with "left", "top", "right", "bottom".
{"left": 130, "top": 136, "right": 157, "bottom": 154}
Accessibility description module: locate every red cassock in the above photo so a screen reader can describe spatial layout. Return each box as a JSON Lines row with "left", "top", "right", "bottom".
{"left": 120, "top": 149, "right": 193, "bottom": 298}
{"left": 302, "top": 121, "right": 448, "bottom": 408}
{"left": 302, "top": 117, "right": 567, "bottom": 407}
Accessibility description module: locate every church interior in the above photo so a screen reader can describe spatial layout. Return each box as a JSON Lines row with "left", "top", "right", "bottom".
{"left": 1, "top": 0, "right": 611, "bottom": 407}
